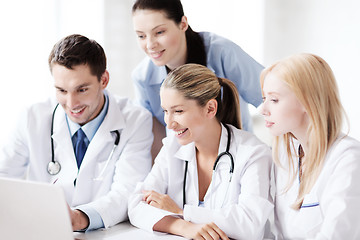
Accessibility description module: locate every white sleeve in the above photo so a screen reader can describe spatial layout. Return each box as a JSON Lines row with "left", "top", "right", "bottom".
{"left": 183, "top": 145, "right": 273, "bottom": 240}
{"left": 80, "top": 108, "right": 153, "bottom": 228}
{"left": 128, "top": 141, "right": 180, "bottom": 232}
{"left": 0, "top": 107, "right": 31, "bottom": 178}
{"left": 313, "top": 144, "right": 360, "bottom": 240}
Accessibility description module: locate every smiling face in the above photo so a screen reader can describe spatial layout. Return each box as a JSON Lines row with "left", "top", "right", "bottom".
{"left": 160, "top": 87, "right": 210, "bottom": 146}
{"left": 132, "top": 9, "right": 188, "bottom": 70}
{"left": 52, "top": 64, "right": 108, "bottom": 126}
{"left": 261, "top": 72, "right": 309, "bottom": 138}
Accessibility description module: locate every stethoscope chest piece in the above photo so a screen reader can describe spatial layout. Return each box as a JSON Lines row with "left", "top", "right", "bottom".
{"left": 47, "top": 103, "right": 120, "bottom": 177}
{"left": 47, "top": 161, "right": 61, "bottom": 175}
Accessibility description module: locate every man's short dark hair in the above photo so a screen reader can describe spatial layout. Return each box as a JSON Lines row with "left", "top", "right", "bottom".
{"left": 48, "top": 34, "right": 106, "bottom": 80}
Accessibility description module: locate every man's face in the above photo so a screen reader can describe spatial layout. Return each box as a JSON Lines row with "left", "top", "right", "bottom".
{"left": 52, "top": 64, "right": 108, "bottom": 125}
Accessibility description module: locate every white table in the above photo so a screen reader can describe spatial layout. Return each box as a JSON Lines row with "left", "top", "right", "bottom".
{"left": 73, "top": 221, "right": 187, "bottom": 240}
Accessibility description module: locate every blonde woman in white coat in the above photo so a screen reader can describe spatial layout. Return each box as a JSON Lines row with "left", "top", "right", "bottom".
{"left": 261, "top": 53, "right": 360, "bottom": 239}
{"left": 128, "top": 64, "right": 273, "bottom": 240}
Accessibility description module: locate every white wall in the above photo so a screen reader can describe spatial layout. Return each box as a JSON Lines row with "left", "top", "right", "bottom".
{"left": 102, "top": 0, "right": 144, "bottom": 98}
{"left": 0, "top": 0, "right": 53, "bottom": 146}
{"left": 181, "top": 0, "right": 264, "bottom": 64}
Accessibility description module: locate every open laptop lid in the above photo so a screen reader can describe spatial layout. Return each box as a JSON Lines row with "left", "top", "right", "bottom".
{"left": 0, "top": 177, "right": 74, "bottom": 240}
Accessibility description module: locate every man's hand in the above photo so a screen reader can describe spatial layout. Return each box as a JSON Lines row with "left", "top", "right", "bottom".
{"left": 67, "top": 205, "right": 89, "bottom": 231}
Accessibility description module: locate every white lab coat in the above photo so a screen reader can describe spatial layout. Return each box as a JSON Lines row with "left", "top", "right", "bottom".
{"left": 128, "top": 124, "right": 273, "bottom": 240}
{"left": 273, "top": 134, "right": 360, "bottom": 239}
{"left": 0, "top": 90, "right": 153, "bottom": 228}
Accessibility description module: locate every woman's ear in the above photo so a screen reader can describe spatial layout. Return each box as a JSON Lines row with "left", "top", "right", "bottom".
{"left": 205, "top": 99, "right": 218, "bottom": 119}
{"left": 180, "top": 16, "right": 189, "bottom": 32}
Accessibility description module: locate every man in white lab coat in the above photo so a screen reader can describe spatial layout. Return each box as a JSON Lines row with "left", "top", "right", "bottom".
{"left": 0, "top": 34, "right": 153, "bottom": 231}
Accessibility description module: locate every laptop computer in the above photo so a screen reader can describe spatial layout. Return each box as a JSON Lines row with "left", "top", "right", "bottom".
{"left": 0, "top": 177, "right": 74, "bottom": 240}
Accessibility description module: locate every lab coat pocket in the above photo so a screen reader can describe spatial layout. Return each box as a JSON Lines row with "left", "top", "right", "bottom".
{"left": 93, "top": 157, "right": 110, "bottom": 179}
{"left": 92, "top": 156, "right": 115, "bottom": 197}
{"left": 295, "top": 194, "right": 323, "bottom": 236}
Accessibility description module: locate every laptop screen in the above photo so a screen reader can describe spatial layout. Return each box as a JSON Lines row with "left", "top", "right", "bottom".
{"left": 0, "top": 177, "right": 74, "bottom": 240}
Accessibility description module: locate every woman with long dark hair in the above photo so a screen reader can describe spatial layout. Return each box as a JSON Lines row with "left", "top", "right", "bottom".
{"left": 131, "top": 0, "right": 263, "bottom": 159}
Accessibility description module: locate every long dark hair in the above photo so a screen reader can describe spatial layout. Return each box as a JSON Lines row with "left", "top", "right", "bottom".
{"left": 132, "top": 0, "right": 207, "bottom": 66}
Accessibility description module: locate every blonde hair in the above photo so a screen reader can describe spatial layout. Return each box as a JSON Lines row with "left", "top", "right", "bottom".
{"left": 162, "top": 63, "right": 242, "bottom": 129}
{"left": 260, "top": 53, "right": 347, "bottom": 209}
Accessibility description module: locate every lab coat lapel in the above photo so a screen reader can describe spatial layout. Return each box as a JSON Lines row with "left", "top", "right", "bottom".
{"left": 204, "top": 124, "right": 232, "bottom": 208}
{"left": 52, "top": 105, "right": 78, "bottom": 171}
{"left": 79, "top": 92, "right": 126, "bottom": 171}
{"left": 72, "top": 124, "right": 114, "bottom": 205}
{"left": 72, "top": 93, "right": 126, "bottom": 205}
{"left": 174, "top": 142, "right": 196, "bottom": 162}
{"left": 51, "top": 105, "right": 78, "bottom": 204}
{"left": 174, "top": 142, "right": 199, "bottom": 206}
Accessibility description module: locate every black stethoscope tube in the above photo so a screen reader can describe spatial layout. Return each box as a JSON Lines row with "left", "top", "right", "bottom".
{"left": 50, "top": 104, "right": 59, "bottom": 167}
{"left": 183, "top": 160, "right": 189, "bottom": 207}
{"left": 48, "top": 104, "right": 61, "bottom": 175}
{"left": 47, "top": 103, "right": 120, "bottom": 175}
{"left": 182, "top": 124, "right": 234, "bottom": 207}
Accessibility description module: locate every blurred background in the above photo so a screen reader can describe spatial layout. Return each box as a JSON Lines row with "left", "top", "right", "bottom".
{"left": 1, "top": 0, "right": 359, "bottom": 147}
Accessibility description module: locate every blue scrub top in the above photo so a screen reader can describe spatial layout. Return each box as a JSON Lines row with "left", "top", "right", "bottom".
{"left": 132, "top": 32, "right": 263, "bottom": 131}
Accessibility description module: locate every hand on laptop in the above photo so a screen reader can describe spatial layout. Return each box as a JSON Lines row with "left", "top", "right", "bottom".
{"left": 67, "top": 204, "right": 90, "bottom": 231}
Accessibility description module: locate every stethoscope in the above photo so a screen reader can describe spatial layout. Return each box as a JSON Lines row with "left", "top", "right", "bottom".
{"left": 47, "top": 103, "right": 120, "bottom": 178}
{"left": 182, "top": 124, "right": 234, "bottom": 207}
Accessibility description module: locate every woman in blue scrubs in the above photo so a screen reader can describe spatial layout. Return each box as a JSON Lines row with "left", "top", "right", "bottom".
{"left": 131, "top": 0, "right": 263, "bottom": 158}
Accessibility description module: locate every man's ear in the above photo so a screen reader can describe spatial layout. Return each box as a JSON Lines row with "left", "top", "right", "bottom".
{"left": 100, "top": 70, "right": 110, "bottom": 89}
{"left": 205, "top": 99, "right": 218, "bottom": 119}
